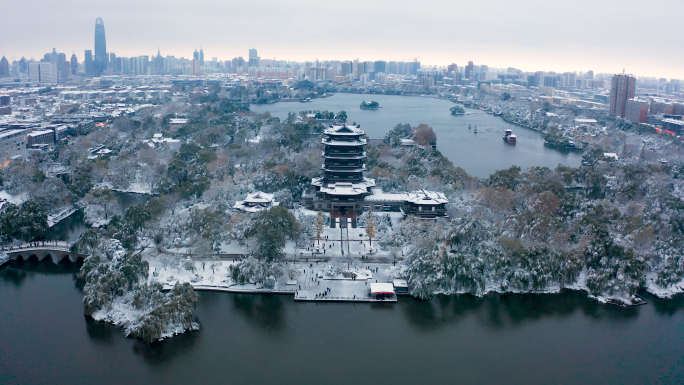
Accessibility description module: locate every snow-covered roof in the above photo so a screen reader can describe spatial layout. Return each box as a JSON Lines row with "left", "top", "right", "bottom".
{"left": 169, "top": 118, "right": 188, "bottom": 125}
{"left": 244, "top": 192, "right": 274, "bottom": 203}
{"left": 314, "top": 179, "right": 375, "bottom": 196}
{"left": 365, "top": 189, "right": 407, "bottom": 203}
{"left": 319, "top": 182, "right": 368, "bottom": 196}
{"left": 370, "top": 283, "right": 395, "bottom": 295}
{"left": 662, "top": 118, "right": 684, "bottom": 126}
{"left": 323, "top": 124, "right": 365, "bottom": 136}
{"left": 321, "top": 138, "right": 367, "bottom": 146}
{"left": 27, "top": 129, "right": 53, "bottom": 137}
{"left": 393, "top": 279, "right": 408, "bottom": 289}
{"left": 406, "top": 190, "right": 449, "bottom": 205}
{"left": 233, "top": 191, "right": 279, "bottom": 213}
{"left": 400, "top": 139, "right": 417, "bottom": 146}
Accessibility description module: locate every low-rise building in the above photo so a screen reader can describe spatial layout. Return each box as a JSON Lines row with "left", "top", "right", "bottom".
{"left": 233, "top": 192, "right": 279, "bottom": 213}
{"left": 27, "top": 129, "right": 55, "bottom": 148}
{"left": 662, "top": 118, "right": 684, "bottom": 135}
{"left": 0, "top": 129, "right": 29, "bottom": 167}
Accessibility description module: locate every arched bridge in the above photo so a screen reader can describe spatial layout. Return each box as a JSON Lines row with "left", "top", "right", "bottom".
{"left": 3, "top": 241, "right": 87, "bottom": 264}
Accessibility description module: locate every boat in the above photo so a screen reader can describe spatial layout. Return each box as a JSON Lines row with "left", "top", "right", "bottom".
{"left": 468, "top": 124, "right": 472, "bottom": 130}
{"left": 503, "top": 129, "right": 516, "bottom": 144}
{"left": 473, "top": 126, "right": 478, "bottom": 134}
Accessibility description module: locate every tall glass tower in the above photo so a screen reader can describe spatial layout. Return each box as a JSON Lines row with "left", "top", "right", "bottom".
{"left": 94, "top": 17, "right": 107, "bottom": 76}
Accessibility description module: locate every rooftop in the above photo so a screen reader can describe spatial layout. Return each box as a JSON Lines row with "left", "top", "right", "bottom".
{"left": 323, "top": 124, "right": 365, "bottom": 136}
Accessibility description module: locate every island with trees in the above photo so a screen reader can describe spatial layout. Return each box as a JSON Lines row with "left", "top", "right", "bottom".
{"left": 360, "top": 101, "right": 380, "bottom": 110}
{"left": 450, "top": 106, "right": 465, "bottom": 115}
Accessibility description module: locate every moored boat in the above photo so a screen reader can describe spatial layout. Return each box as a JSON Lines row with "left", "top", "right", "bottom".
{"left": 503, "top": 129, "right": 516, "bottom": 144}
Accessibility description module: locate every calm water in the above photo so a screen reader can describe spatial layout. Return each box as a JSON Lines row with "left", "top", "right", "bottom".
{"left": 251, "top": 94, "right": 582, "bottom": 178}
{"left": 45, "top": 192, "right": 152, "bottom": 243}
{"left": 2, "top": 263, "right": 683, "bottom": 385}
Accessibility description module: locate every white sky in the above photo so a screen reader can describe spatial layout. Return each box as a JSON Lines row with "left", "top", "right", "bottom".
{"left": 2, "top": 0, "right": 682, "bottom": 79}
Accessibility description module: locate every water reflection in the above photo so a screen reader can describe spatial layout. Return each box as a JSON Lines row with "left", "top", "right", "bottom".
{"left": 85, "top": 316, "right": 118, "bottom": 344}
{"left": 45, "top": 210, "right": 87, "bottom": 242}
{"left": 400, "top": 294, "right": 483, "bottom": 332}
{"left": 232, "top": 294, "right": 288, "bottom": 334}
{"left": 0, "top": 265, "right": 31, "bottom": 286}
{"left": 131, "top": 328, "right": 201, "bottom": 367}
{"left": 400, "top": 290, "right": 642, "bottom": 332}
{"left": 647, "top": 293, "right": 684, "bottom": 317}
{"left": 44, "top": 192, "right": 152, "bottom": 243}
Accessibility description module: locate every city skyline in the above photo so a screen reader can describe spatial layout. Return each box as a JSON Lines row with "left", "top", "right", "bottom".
{"left": 1, "top": 0, "right": 683, "bottom": 79}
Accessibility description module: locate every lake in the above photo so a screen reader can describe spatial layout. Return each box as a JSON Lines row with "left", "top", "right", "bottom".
{"left": 1, "top": 262, "right": 683, "bottom": 385}
{"left": 250, "top": 94, "right": 583, "bottom": 178}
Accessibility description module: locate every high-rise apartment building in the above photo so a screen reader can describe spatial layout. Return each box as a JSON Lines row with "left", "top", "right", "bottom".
{"left": 374, "top": 60, "right": 386, "bottom": 74}
{"left": 94, "top": 17, "right": 107, "bottom": 76}
{"left": 609, "top": 74, "right": 636, "bottom": 118}
{"left": 191, "top": 59, "right": 200, "bottom": 75}
{"left": 625, "top": 99, "right": 648, "bottom": 124}
{"left": 29, "top": 62, "right": 58, "bottom": 83}
{"left": 199, "top": 48, "right": 205, "bottom": 66}
{"left": 84, "top": 50, "right": 93, "bottom": 76}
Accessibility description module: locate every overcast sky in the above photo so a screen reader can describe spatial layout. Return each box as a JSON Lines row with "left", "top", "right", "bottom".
{"left": 2, "top": 0, "right": 682, "bottom": 79}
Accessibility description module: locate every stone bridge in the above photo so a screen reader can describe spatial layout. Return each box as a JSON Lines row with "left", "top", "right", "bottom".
{"left": 3, "top": 241, "right": 87, "bottom": 264}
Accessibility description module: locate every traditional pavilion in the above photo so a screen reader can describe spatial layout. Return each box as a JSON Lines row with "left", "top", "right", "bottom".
{"left": 302, "top": 124, "right": 449, "bottom": 222}
{"left": 302, "top": 124, "right": 375, "bottom": 226}
{"left": 233, "top": 192, "right": 279, "bottom": 213}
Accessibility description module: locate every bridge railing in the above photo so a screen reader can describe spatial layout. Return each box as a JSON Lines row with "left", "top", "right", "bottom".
{"left": 1, "top": 241, "right": 75, "bottom": 252}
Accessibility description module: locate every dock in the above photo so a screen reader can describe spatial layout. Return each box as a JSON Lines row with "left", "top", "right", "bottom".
{"left": 294, "top": 295, "right": 396, "bottom": 303}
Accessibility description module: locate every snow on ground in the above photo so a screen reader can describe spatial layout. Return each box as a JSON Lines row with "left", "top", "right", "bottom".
{"left": 143, "top": 245, "right": 402, "bottom": 299}
{"left": 0, "top": 190, "right": 27, "bottom": 210}
{"left": 114, "top": 181, "right": 154, "bottom": 195}
{"left": 645, "top": 271, "right": 684, "bottom": 299}
{"left": 48, "top": 207, "right": 76, "bottom": 227}
{"left": 94, "top": 181, "right": 154, "bottom": 195}
{"left": 91, "top": 292, "right": 199, "bottom": 341}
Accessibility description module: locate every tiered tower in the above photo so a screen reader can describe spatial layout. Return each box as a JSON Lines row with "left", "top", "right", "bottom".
{"left": 303, "top": 124, "right": 375, "bottom": 225}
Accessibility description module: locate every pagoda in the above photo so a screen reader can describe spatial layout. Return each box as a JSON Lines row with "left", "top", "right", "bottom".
{"left": 302, "top": 123, "right": 375, "bottom": 226}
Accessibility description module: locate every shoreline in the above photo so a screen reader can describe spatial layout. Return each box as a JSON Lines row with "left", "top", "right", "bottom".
{"left": 1, "top": 256, "right": 676, "bottom": 307}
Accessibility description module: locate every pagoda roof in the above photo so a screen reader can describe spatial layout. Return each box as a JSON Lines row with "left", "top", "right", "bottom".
{"left": 324, "top": 124, "right": 365, "bottom": 136}
{"left": 406, "top": 190, "right": 449, "bottom": 205}
{"left": 322, "top": 138, "right": 367, "bottom": 146}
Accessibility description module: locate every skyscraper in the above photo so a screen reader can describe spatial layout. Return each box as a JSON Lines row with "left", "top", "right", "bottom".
{"left": 155, "top": 49, "right": 164, "bottom": 75}
{"left": 94, "top": 17, "right": 107, "bottom": 76}
{"left": 0, "top": 56, "right": 9, "bottom": 77}
{"left": 248, "top": 48, "right": 259, "bottom": 67}
{"left": 70, "top": 53, "right": 78, "bottom": 75}
{"left": 199, "top": 48, "right": 204, "bottom": 66}
{"left": 84, "top": 50, "right": 93, "bottom": 76}
{"left": 609, "top": 74, "right": 636, "bottom": 118}
{"left": 465, "top": 61, "right": 474, "bottom": 80}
